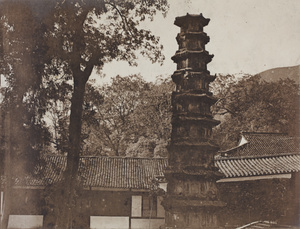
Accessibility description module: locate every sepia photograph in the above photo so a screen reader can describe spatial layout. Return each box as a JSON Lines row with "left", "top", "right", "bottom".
{"left": 0, "top": 0, "right": 299, "bottom": 228}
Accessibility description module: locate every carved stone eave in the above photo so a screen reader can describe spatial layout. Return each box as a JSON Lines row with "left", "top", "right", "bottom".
{"left": 172, "top": 113, "right": 214, "bottom": 120}
{"left": 162, "top": 198, "right": 226, "bottom": 210}
{"left": 176, "top": 32, "right": 210, "bottom": 45}
{"left": 169, "top": 142, "right": 220, "bottom": 154}
{"left": 167, "top": 142, "right": 220, "bottom": 156}
{"left": 172, "top": 115, "right": 220, "bottom": 122}
{"left": 174, "top": 13, "right": 210, "bottom": 28}
{"left": 172, "top": 50, "right": 214, "bottom": 63}
{"left": 172, "top": 70, "right": 216, "bottom": 83}
{"left": 172, "top": 92, "right": 218, "bottom": 104}
{"left": 171, "top": 120, "right": 220, "bottom": 132}
{"left": 182, "top": 167, "right": 224, "bottom": 178}
{"left": 164, "top": 167, "right": 224, "bottom": 179}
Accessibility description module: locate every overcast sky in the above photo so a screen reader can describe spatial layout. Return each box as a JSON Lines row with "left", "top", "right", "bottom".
{"left": 91, "top": 0, "right": 300, "bottom": 84}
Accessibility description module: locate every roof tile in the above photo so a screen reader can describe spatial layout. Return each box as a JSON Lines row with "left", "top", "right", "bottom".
{"left": 12, "top": 156, "right": 167, "bottom": 190}
{"left": 216, "top": 133, "right": 300, "bottom": 178}
{"left": 223, "top": 133, "right": 300, "bottom": 157}
{"left": 215, "top": 154, "right": 300, "bottom": 178}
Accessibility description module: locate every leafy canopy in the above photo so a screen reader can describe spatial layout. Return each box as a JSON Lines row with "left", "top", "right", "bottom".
{"left": 46, "top": 0, "right": 168, "bottom": 79}
{"left": 212, "top": 74, "right": 300, "bottom": 150}
{"left": 82, "top": 74, "right": 173, "bottom": 157}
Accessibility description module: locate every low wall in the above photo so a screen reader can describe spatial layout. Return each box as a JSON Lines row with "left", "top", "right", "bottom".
{"left": 90, "top": 216, "right": 129, "bottom": 229}
{"left": 8, "top": 215, "right": 43, "bottom": 229}
{"left": 131, "top": 218, "right": 164, "bottom": 229}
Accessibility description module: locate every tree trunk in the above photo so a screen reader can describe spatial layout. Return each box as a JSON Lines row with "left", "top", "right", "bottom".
{"left": 1, "top": 112, "right": 12, "bottom": 229}
{"left": 55, "top": 72, "right": 89, "bottom": 229}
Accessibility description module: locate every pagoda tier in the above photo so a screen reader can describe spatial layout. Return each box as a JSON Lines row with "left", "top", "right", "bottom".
{"left": 169, "top": 14, "right": 220, "bottom": 169}
{"left": 172, "top": 71, "right": 216, "bottom": 93}
{"left": 162, "top": 14, "right": 225, "bottom": 229}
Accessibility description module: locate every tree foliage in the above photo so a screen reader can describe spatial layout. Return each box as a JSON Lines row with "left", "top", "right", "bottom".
{"left": 0, "top": 1, "right": 51, "bottom": 176}
{"left": 0, "top": 3, "right": 52, "bottom": 228}
{"left": 82, "top": 75, "right": 173, "bottom": 157}
{"left": 211, "top": 74, "right": 300, "bottom": 150}
{"left": 1, "top": 0, "right": 169, "bottom": 228}
{"left": 42, "top": 1, "right": 168, "bottom": 227}
{"left": 2, "top": 1, "right": 299, "bottom": 227}
{"left": 218, "top": 179, "right": 294, "bottom": 226}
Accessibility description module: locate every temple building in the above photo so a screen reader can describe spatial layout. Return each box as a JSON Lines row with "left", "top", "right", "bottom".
{"left": 1, "top": 143, "right": 299, "bottom": 229}
{"left": 1, "top": 13, "right": 299, "bottom": 229}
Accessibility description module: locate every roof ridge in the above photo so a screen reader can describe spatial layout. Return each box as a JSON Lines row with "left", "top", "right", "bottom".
{"left": 44, "top": 154, "right": 168, "bottom": 160}
{"left": 219, "top": 133, "right": 300, "bottom": 157}
{"left": 218, "top": 142, "right": 248, "bottom": 154}
{"left": 241, "top": 131, "right": 289, "bottom": 135}
{"left": 21, "top": 155, "right": 168, "bottom": 189}
{"left": 215, "top": 153, "right": 300, "bottom": 161}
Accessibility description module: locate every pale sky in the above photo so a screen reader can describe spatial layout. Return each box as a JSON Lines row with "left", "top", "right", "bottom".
{"left": 91, "top": 0, "right": 300, "bottom": 84}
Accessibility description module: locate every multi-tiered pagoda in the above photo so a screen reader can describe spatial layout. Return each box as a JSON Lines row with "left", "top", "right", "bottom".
{"left": 162, "top": 14, "right": 225, "bottom": 229}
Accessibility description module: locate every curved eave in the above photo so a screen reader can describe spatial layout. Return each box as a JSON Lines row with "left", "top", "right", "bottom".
{"left": 172, "top": 116, "right": 220, "bottom": 125}
{"left": 177, "top": 32, "right": 210, "bottom": 44}
{"left": 214, "top": 154, "right": 300, "bottom": 178}
{"left": 174, "top": 13, "right": 210, "bottom": 27}
{"left": 171, "top": 50, "right": 214, "bottom": 63}
{"left": 188, "top": 71, "right": 216, "bottom": 82}
{"left": 172, "top": 70, "right": 216, "bottom": 83}
{"left": 164, "top": 168, "right": 223, "bottom": 181}
{"left": 173, "top": 92, "right": 218, "bottom": 104}
{"left": 171, "top": 141, "right": 220, "bottom": 150}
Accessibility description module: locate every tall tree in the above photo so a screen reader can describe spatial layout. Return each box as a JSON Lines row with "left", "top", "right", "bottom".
{"left": 42, "top": 1, "right": 168, "bottom": 227}
{"left": 82, "top": 75, "right": 148, "bottom": 156}
{"left": 0, "top": 2, "right": 51, "bottom": 228}
{"left": 42, "top": 73, "right": 73, "bottom": 154}
{"left": 211, "top": 74, "right": 300, "bottom": 150}
{"left": 82, "top": 75, "right": 173, "bottom": 157}
{"left": 125, "top": 76, "right": 173, "bottom": 157}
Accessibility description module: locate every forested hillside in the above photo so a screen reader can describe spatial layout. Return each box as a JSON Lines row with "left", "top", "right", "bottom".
{"left": 258, "top": 65, "right": 300, "bottom": 84}
{"left": 211, "top": 73, "right": 299, "bottom": 150}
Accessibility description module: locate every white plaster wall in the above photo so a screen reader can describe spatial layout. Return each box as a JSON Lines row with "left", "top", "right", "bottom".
{"left": 131, "top": 218, "right": 164, "bottom": 229}
{"left": 8, "top": 215, "right": 43, "bottom": 229}
{"left": 131, "top": 196, "right": 142, "bottom": 217}
{"left": 0, "top": 191, "right": 3, "bottom": 217}
{"left": 157, "top": 196, "right": 165, "bottom": 218}
{"left": 90, "top": 216, "right": 129, "bottom": 229}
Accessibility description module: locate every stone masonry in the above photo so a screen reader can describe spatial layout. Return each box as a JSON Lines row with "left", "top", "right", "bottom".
{"left": 162, "top": 14, "right": 225, "bottom": 229}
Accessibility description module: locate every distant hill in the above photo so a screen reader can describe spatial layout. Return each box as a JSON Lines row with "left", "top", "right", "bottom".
{"left": 257, "top": 65, "right": 300, "bottom": 84}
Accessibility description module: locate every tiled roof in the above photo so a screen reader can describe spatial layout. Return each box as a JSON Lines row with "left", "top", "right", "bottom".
{"left": 215, "top": 154, "right": 300, "bottom": 178}
{"left": 14, "top": 156, "right": 168, "bottom": 190}
{"left": 216, "top": 133, "right": 300, "bottom": 178}
{"left": 5, "top": 133, "right": 300, "bottom": 188}
{"left": 221, "top": 132, "right": 300, "bottom": 157}
{"left": 236, "top": 221, "right": 292, "bottom": 229}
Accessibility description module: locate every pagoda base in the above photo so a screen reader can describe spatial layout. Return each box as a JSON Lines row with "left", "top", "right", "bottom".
{"left": 161, "top": 209, "right": 224, "bottom": 229}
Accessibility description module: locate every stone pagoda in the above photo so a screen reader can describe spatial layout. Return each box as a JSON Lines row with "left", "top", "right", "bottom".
{"left": 162, "top": 14, "right": 225, "bottom": 229}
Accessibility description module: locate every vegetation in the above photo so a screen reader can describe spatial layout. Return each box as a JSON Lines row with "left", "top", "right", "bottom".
{"left": 82, "top": 75, "right": 173, "bottom": 157}
{"left": 218, "top": 179, "right": 294, "bottom": 226}
{"left": 1, "top": 0, "right": 299, "bottom": 227}
{"left": 43, "top": 1, "right": 168, "bottom": 226}
{"left": 211, "top": 74, "right": 300, "bottom": 150}
{"left": 0, "top": 4, "right": 52, "bottom": 228}
{"left": 46, "top": 71, "right": 299, "bottom": 157}
{"left": 1, "top": 0, "right": 169, "bottom": 228}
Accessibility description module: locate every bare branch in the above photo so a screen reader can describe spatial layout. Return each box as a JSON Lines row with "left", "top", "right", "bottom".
{"left": 105, "top": 1, "right": 134, "bottom": 37}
